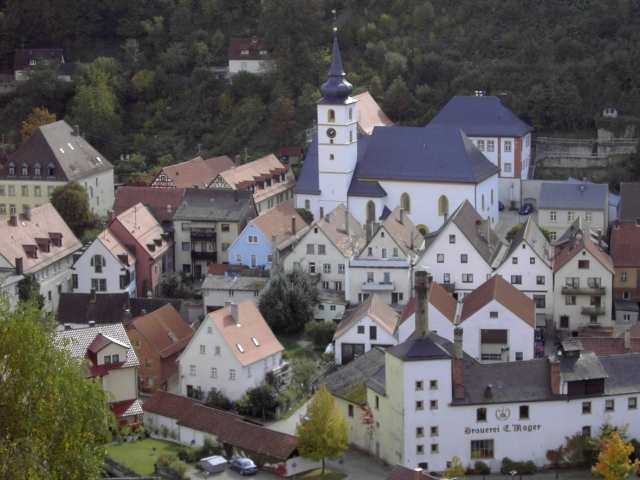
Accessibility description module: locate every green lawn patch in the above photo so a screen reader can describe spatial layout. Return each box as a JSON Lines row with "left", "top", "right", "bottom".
{"left": 293, "top": 468, "right": 346, "bottom": 479}
{"left": 281, "top": 335, "right": 317, "bottom": 361}
{"left": 106, "top": 438, "right": 183, "bottom": 476}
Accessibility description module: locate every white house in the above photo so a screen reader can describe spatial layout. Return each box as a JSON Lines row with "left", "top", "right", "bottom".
{"left": 429, "top": 94, "right": 533, "bottom": 207}
{"left": 325, "top": 326, "right": 640, "bottom": 473}
{"left": 282, "top": 204, "right": 365, "bottom": 294}
{"left": 495, "top": 217, "right": 553, "bottom": 325}
{"left": 347, "top": 207, "right": 424, "bottom": 306}
{"left": 0, "top": 203, "right": 81, "bottom": 312}
{"left": 458, "top": 275, "right": 535, "bottom": 362}
{"left": 201, "top": 271, "right": 268, "bottom": 314}
{"left": 553, "top": 224, "right": 614, "bottom": 332}
{"left": 228, "top": 37, "right": 274, "bottom": 76}
{"left": 55, "top": 322, "right": 142, "bottom": 424}
{"left": 333, "top": 294, "right": 400, "bottom": 365}
{"left": 294, "top": 32, "right": 500, "bottom": 235}
{"left": 418, "top": 200, "right": 507, "bottom": 299}
{"left": 72, "top": 229, "right": 136, "bottom": 296}
{"left": 178, "top": 300, "right": 284, "bottom": 401}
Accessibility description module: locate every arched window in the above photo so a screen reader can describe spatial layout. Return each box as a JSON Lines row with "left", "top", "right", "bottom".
{"left": 21, "top": 163, "right": 28, "bottom": 176}
{"left": 438, "top": 195, "right": 449, "bottom": 217}
{"left": 481, "top": 194, "right": 485, "bottom": 211}
{"left": 366, "top": 201, "right": 376, "bottom": 224}
{"left": 328, "top": 109, "right": 335, "bottom": 123}
{"left": 400, "top": 193, "right": 411, "bottom": 212}
{"left": 91, "top": 254, "right": 106, "bottom": 273}
{"left": 34, "top": 163, "right": 41, "bottom": 177}
{"left": 47, "top": 163, "right": 55, "bottom": 176}
{"left": 8, "top": 162, "right": 15, "bottom": 176}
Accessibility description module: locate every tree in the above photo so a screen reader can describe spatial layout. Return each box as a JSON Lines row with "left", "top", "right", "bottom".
{"left": 259, "top": 270, "right": 318, "bottom": 334}
{"left": 296, "top": 385, "right": 348, "bottom": 474}
{"left": 50, "top": 181, "right": 96, "bottom": 237}
{"left": 21, "top": 107, "right": 56, "bottom": 141}
{"left": 444, "top": 456, "right": 466, "bottom": 478}
{"left": 205, "top": 387, "right": 232, "bottom": 411}
{"left": 17, "top": 274, "right": 44, "bottom": 309}
{"left": 592, "top": 431, "right": 640, "bottom": 480}
{"left": 0, "top": 301, "right": 113, "bottom": 479}
{"left": 237, "top": 384, "right": 280, "bottom": 420}
{"left": 305, "top": 321, "right": 335, "bottom": 350}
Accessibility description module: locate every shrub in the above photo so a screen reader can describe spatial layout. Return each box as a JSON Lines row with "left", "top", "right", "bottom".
{"left": 472, "top": 460, "right": 491, "bottom": 475}
{"left": 305, "top": 320, "right": 335, "bottom": 350}
{"left": 160, "top": 425, "right": 169, "bottom": 438}
{"left": 444, "top": 456, "right": 465, "bottom": 477}
{"left": 205, "top": 387, "right": 233, "bottom": 411}
{"left": 236, "top": 384, "right": 280, "bottom": 420}
{"left": 195, "top": 437, "right": 222, "bottom": 459}
{"left": 500, "top": 458, "right": 537, "bottom": 475}
{"left": 157, "top": 453, "right": 188, "bottom": 479}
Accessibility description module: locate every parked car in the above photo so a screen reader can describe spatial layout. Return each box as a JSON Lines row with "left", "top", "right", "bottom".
{"left": 197, "top": 455, "right": 228, "bottom": 474}
{"left": 229, "top": 457, "right": 258, "bottom": 476}
{"left": 518, "top": 203, "right": 534, "bottom": 215}
{"left": 498, "top": 201, "right": 505, "bottom": 212}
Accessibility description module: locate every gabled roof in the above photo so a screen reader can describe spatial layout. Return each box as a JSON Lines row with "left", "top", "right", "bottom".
{"left": 460, "top": 275, "right": 535, "bottom": 328}
{"left": 0, "top": 203, "right": 81, "bottom": 273}
{"left": 87, "top": 332, "right": 128, "bottom": 354}
{"left": 214, "top": 154, "right": 287, "bottom": 190}
{"left": 399, "top": 282, "right": 458, "bottom": 326}
{"left": 429, "top": 95, "right": 532, "bottom": 137}
{"left": 353, "top": 91, "right": 393, "bottom": 135}
{"left": 201, "top": 274, "right": 268, "bottom": 292}
{"left": 55, "top": 322, "right": 138, "bottom": 368}
{"left": 376, "top": 207, "right": 423, "bottom": 256}
{"left": 538, "top": 182, "right": 608, "bottom": 211}
{"left": 157, "top": 155, "right": 234, "bottom": 189}
{"left": 619, "top": 183, "right": 640, "bottom": 222}
{"left": 57, "top": 292, "right": 130, "bottom": 325}
{"left": 249, "top": 201, "right": 307, "bottom": 244}
{"left": 113, "top": 186, "right": 186, "bottom": 224}
{"left": 14, "top": 48, "right": 65, "bottom": 71}
{"left": 500, "top": 217, "right": 553, "bottom": 269}
{"left": 611, "top": 223, "right": 640, "bottom": 268}
{"left": 355, "top": 125, "right": 499, "bottom": 184}
{"left": 323, "top": 348, "right": 387, "bottom": 404}
{"left": 96, "top": 229, "right": 135, "bottom": 267}
{"left": 130, "top": 304, "right": 193, "bottom": 359}
{"left": 387, "top": 333, "right": 454, "bottom": 362}
{"left": 228, "top": 37, "right": 270, "bottom": 61}
{"left": 207, "top": 301, "right": 283, "bottom": 367}
{"left": 553, "top": 229, "right": 614, "bottom": 273}
{"left": 8, "top": 120, "right": 112, "bottom": 181}
{"left": 173, "top": 188, "right": 256, "bottom": 223}
{"left": 334, "top": 294, "right": 400, "bottom": 340}
{"left": 314, "top": 205, "right": 366, "bottom": 257}
{"left": 112, "top": 203, "right": 170, "bottom": 259}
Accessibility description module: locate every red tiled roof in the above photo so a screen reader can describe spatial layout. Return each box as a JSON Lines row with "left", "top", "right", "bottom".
{"left": 158, "top": 156, "right": 234, "bottom": 189}
{"left": 554, "top": 232, "right": 614, "bottom": 273}
{"left": 111, "top": 399, "right": 143, "bottom": 418}
{"left": 578, "top": 337, "right": 627, "bottom": 356}
{"left": 460, "top": 275, "right": 535, "bottom": 327}
{"left": 130, "top": 304, "right": 193, "bottom": 359}
{"left": 114, "top": 186, "right": 185, "bottom": 223}
{"left": 228, "top": 37, "right": 270, "bottom": 60}
{"left": 399, "top": 283, "right": 458, "bottom": 325}
{"left": 143, "top": 391, "right": 201, "bottom": 419}
{"left": 611, "top": 223, "right": 640, "bottom": 268}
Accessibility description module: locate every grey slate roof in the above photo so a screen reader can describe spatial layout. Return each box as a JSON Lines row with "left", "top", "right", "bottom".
{"left": 356, "top": 125, "right": 499, "bottom": 184}
{"left": 448, "top": 200, "right": 504, "bottom": 265}
{"left": 387, "top": 333, "right": 454, "bottom": 362}
{"left": 323, "top": 347, "right": 386, "bottom": 403}
{"left": 201, "top": 274, "right": 268, "bottom": 292}
{"left": 560, "top": 352, "right": 608, "bottom": 382}
{"left": 538, "top": 182, "right": 608, "bottom": 211}
{"left": 429, "top": 95, "right": 533, "bottom": 137}
{"left": 601, "top": 354, "right": 640, "bottom": 395}
{"left": 173, "top": 188, "right": 256, "bottom": 222}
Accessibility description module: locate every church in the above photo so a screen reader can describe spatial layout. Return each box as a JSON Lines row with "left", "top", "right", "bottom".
{"left": 294, "top": 32, "right": 501, "bottom": 234}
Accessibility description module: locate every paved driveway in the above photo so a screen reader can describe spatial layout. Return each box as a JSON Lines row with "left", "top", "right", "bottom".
{"left": 187, "top": 466, "right": 279, "bottom": 479}
{"left": 328, "top": 450, "right": 392, "bottom": 479}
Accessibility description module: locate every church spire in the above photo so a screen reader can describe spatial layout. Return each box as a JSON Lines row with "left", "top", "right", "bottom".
{"left": 320, "top": 14, "right": 353, "bottom": 103}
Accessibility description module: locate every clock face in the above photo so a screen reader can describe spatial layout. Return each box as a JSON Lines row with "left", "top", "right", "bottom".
{"left": 326, "top": 128, "right": 337, "bottom": 139}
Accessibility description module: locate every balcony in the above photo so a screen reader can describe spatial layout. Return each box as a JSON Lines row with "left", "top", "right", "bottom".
{"left": 190, "top": 229, "right": 216, "bottom": 240}
{"left": 581, "top": 306, "right": 606, "bottom": 316}
{"left": 561, "top": 286, "right": 606, "bottom": 296}
{"left": 362, "top": 281, "right": 395, "bottom": 292}
{"left": 191, "top": 250, "right": 216, "bottom": 260}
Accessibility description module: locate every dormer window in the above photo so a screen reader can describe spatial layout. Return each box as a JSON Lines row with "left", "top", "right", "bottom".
{"left": 29, "top": 59, "right": 37, "bottom": 66}
{"left": 240, "top": 49, "right": 249, "bottom": 55}
{"left": 21, "top": 164, "right": 28, "bottom": 176}
{"left": 34, "top": 163, "right": 41, "bottom": 177}
{"left": 47, "top": 163, "right": 55, "bottom": 176}
{"left": 8, "top": 162, "right": 15, "bottom": 176}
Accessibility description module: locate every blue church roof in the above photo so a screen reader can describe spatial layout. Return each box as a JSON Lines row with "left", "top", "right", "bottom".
{"left": 355, "top": 125, "right": 499, "bottom": 184}
{"left": 429, "top": 95, "right": 532, "bottom": 137}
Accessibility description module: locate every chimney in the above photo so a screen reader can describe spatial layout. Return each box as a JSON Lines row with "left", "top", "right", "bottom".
{"left": 230, "top": 302, "right": 239, "bottom": 324}
{"left": 15, "top": 257, "right": 23, "bottom": 275}
{"left": 344, "top": 208, "right": 350, "bottom": 236}
{"left": 452, "top": 327, "right": 465, "bottom": 400}
{"left": 291, "top": 216, "right": 296, "bottom": 235}
{"left": 414, "top": 271, "right": 429, "bottom": 336}
{"left": 399, "top": 208, "right": 404, "bottom": 225}
{"left": 23, "top": 206, "right": 31, "bottom": 221}
{"left": 549, "top": 358, "right": 561, "bottom": 395}
{"left": 88, "top": 320, "right": 96, "bottom": 328}
{"left": 624, "top": 329, "right": 631, "bottom": 351}
{"left": 9, "top": 215, "right": 17, "bottom": 227}
{"left": 89, "top": 289, "right": 96, "bottom": 304}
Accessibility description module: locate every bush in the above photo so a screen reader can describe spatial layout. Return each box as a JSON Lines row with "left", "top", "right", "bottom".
{"left": 305, "top": 320, "right": 335, "bottom": 350}
{"left": 500, "top": 458, "right": 537, "bottom": 475}
{"left": 473, "top": 460, "right": 491, "bottom": 475}
{"left": 195, "top": 437, "right": 222, "bottom": 459}
{"left": 205, "top": 387, "right": 233, "bottom": 411}
{"left": 160, "top": 425, "right": 169, "bottom": 438}
{"left": 157, "top": 453, "right": 188, "bottom": 479}
{"left": 444, "top": 456, "right": 465, "bottom": 477}
{"left": 236, "top": 384, "right": 280, "bottom": 420}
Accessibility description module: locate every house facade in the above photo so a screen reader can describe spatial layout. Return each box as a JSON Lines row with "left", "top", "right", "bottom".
{"left": 108, "top": 203, "right": 171, "bottom": 296}
{"left": 294, "top": 32, "right": 500, "bottom": 235}
{"left": 610, "top": 222, "right": 640, "bottom": 302}
{"left": 0, "top": 203, "right": 81, "bottom": 312}
{"left": 228, "top": 37, "right": 274, "bottom": 75}
{"left": 0, "top": 120, "right": 114, "bottom": 217}
{"left": 553, "top": 227, "right": 614, "bottom": 332}
{"left": 72, "top": 229, "right": 136, "bottom": 296}
{"left": 178, "top": 301, "right": 284, "bottom": 401}
{"left": 428, "top": 94, "right": 533, "bottom": 207}
{"left": 173, "top": 189, "right": 256, "bottom": 276}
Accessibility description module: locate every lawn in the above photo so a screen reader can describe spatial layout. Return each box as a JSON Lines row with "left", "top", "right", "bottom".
{"left": 280, "top": 335, "right": 318, "bottom": 361}
{"left": 106, "top": 438, "right": 184, "bottom": 476}
{"left": 293, "top": 468, "right": 346, "bottom": 479}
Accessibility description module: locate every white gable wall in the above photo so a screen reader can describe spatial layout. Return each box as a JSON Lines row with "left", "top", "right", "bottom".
{"left": 397, "top": 304, "right": 455, "bottom": 343}
{"left": 334, "top": 313, "right": 398, "bottom": 364}
{"left": 73, "top": 238, "right": 136, "bottom": 296}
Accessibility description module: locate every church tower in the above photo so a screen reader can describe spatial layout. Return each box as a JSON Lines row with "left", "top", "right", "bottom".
{"left": 317, "top": 28, "right": 358, "bottom": 215}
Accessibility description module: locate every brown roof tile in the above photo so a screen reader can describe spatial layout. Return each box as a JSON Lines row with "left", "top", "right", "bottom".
{"left": 353, "top": 91, "right": 393, "bottom": 135}
{"left": 578, "top": 337, "right": 627, "bottom": 356}
{"left": 143, "top": 390, "right": 200, "bottom": 419}
{"left": 379, "top": 207, "right": 423, "bottom": 255}
{"left": 399, "top": 282, "right": 458, "bottom": 325}
{"left": 460, "top": 275, "right": 535, "bottom": 327}
{"left": 251, "top": 201, "right": 307, "bottom": 244}
{"left": 611, "top": 223, "right": 640, "bottom": 268}
{"left": 130, "top": 304, "right": 193, "bottom": 359}
{"left": 316, "top": 205, "right": 366, "bottom": 257}
{"left": 228, "top": 37, "right": 270, "bottom": 61}
{"left": 113, "top": 186, "right": 185, "bottom": 223}
{"left": 158, "top": 156, "right": 234, "bottom": 189}
{"left": 553, "top": 230, "right": 614, "bottom": 273}
{"left": 112, "top": 203, "right": 170, "bottom": 259}
{"left": 334, "top": 294, "right": 399, "bottom": 339}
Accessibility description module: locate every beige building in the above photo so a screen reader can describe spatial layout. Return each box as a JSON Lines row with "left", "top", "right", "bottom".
{"left": 0, "top": 203, "right": 81, "bottom": 312}
{"left": 55, "top": 322, "right": 142, "bottom": 425}
{"left": 0, "top": 120, "right": 114, "bottom": 217}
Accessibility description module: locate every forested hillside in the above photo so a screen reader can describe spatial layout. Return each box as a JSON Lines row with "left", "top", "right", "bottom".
{"left": 1, "top": 0, "right": 639, "bottom": 179}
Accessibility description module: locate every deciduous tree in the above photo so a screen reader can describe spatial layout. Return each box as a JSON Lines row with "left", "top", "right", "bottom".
{"left": 592, "top": 431, "right": 639, "bottom": 480}
{"left": 50, "top": 181, "right": 97, "bottom": 237}
{"left": 21, "top": 107, "right": 56, "bottom": 141}
{"left": 296, "top": 385, "right": 348, "bottom": 474}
